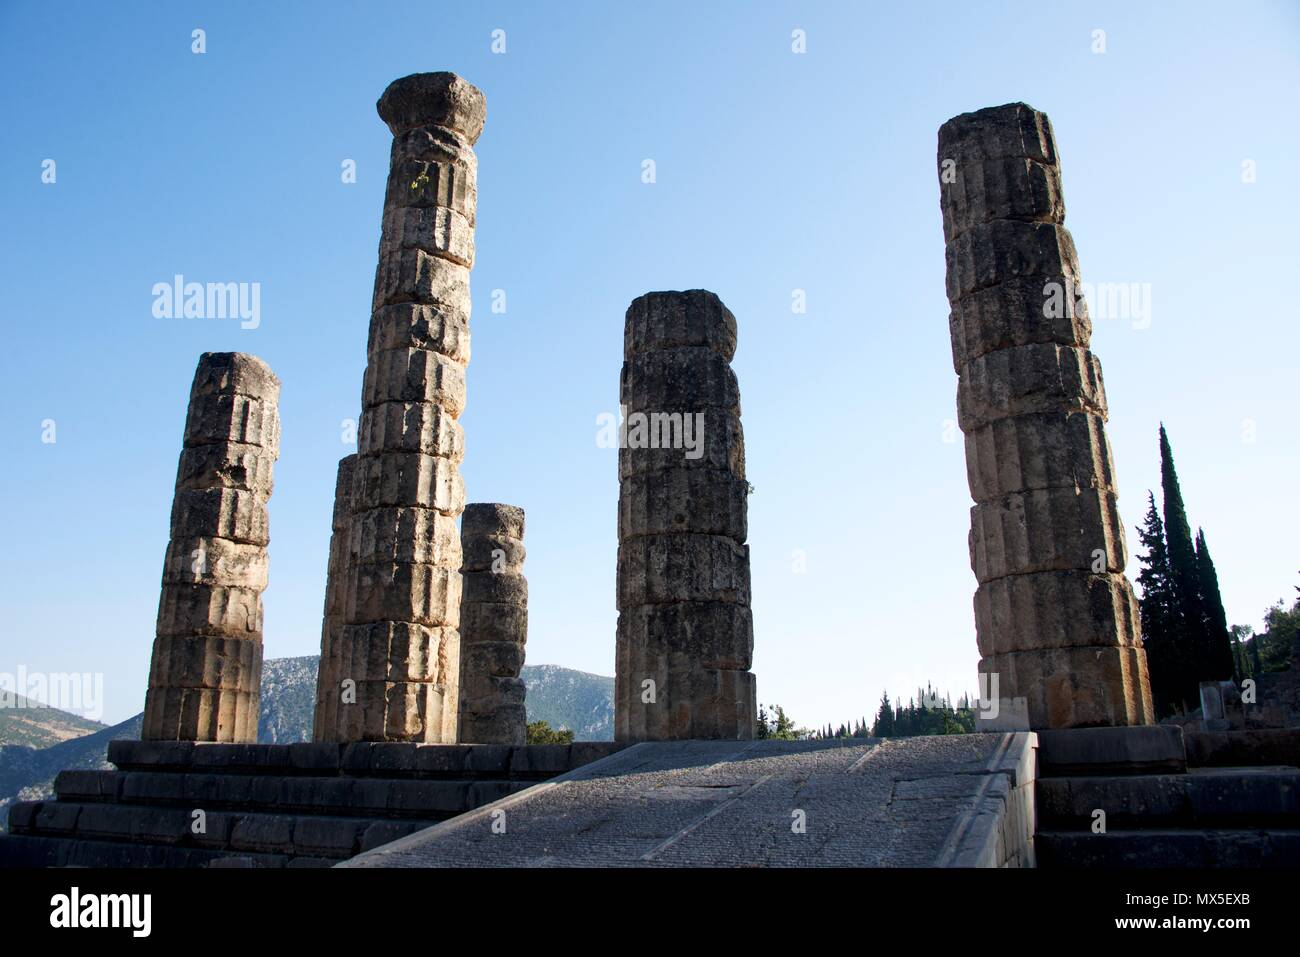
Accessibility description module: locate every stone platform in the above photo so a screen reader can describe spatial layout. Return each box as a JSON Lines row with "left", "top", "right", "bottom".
{"left": 0, "top": 740, "right": 624, "bottom": 868}
{"left": 344, "top": 733, "right": 1038, "bottom": 867}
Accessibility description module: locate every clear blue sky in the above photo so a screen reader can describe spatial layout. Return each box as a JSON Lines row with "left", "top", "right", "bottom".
{"left": 2, "top": 1, "right": 1297, "bottom": 726}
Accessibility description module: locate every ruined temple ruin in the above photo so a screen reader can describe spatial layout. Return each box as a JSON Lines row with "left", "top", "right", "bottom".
{"left": 312, "top": 453, "right": 356, "bottom": 741}
{"left": 615, "top": 290, "right": 756, "bottom": 741}
{"left": 937, "top": 103, "right": 1154, "bottom": 729}
{"left": 457, "top": 503, "right": 529, "bottom": 745}
{"left": 143, "top": 352, "right": 280, "bottom": 742}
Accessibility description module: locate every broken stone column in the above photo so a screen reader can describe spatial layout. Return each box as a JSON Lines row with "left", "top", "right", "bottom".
{"left": 937, "top": 103, "right": 1154, "bottom": 729}
{"left": 312, "top": 454, "right": 356, "bottom": 742}
{"left": 329, "top": 72, "right": 482, "bottom": 742}
{"left": 615, "top": 290, "right": 755, "bottom": 741}
{"left": 143, "top": 352, "right": 280, "bottom": 742}
{"left": 457, "top": 504, "right": 528, "bottom": 744}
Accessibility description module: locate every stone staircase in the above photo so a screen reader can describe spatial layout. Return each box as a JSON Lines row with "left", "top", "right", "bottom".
{"left": 1034, "top": 727, "right": 1300, "bottom": 867}
{"left": 0, "top": 739, "right": 623, "bottom": 868}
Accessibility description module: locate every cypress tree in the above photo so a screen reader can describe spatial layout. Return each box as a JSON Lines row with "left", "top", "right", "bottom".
{"left": 1195, "top": 529, "right": 1235, "bottom": 680}
{"left": 1135, "top": 489, "right": 1185, "bottom": 714}
{"left": 1160, "top": 425, "right": 1209, "bottom": 698}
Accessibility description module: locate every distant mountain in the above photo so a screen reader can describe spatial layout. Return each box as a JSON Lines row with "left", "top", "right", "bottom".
{"left": 0, "top": 693, "right": 109, "bottom": 748}
{"left": 0, "top": 656, "right": 614, "bottom": 829}
{"left": 0, "top": 713, "right": 142, "bottom": 833}
{"left": 258, "top": 655, "right": 320, "bottom": 744}
{"left": 520, "top": 664, "right": 614, "bottom": 741}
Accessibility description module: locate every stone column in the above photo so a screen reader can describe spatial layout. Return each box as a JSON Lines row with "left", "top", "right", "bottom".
{"left": 937, "top": 103, "right": 1154, "bottom": 729}
{"left": 615, "top": 290, "right": 755, "bottom": 741}
{"left": 457, "top": 504, "right": 528, "bottom": 744}
{"left": 312, "top": 453, "right": 355, "bottom": 741}
{"left": 143, "top": 352, "right": 280, "bottom": 742}
{"left": 331, "top": 72, "right": 482, "bottom": 742}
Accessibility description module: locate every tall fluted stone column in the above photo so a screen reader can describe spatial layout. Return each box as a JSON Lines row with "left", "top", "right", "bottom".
{"left": 457, "top": 503, "right": 528, "bottom": 744}
{"left": 615, "top": 290, "right": 755, "bottom": 741}
{"left": 330, "top": 72, "right": 482, "bottom": 742}
{"left": 312, "top": 454, "right": 355, "bottom": 741}
{"left": 143, "top": 352, "right": 280, "bottom": 742}
{"left": 937, "top": 103, "right": 1154, "bottom": 729}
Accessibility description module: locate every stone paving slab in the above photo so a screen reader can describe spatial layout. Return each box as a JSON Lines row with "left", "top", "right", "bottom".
{"left": 344, "top": 733, "right": 1036, "bottom": 868}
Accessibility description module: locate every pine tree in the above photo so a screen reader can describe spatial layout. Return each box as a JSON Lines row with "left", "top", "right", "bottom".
{"left": 1195, "top": 529, "right": 1235, "bottom": 680}
{"left": 1135, "top": 489, "right": 1185, "bottom": 714}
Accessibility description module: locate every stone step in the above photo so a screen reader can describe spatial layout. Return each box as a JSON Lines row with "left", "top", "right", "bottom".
{"left": 107, "top": 740, "right": 624, "bottom": 779}
{"left": 1036, "top": 726, "right": 1186, "bottom": 776}
{"left": 6, "top": 799, "right": 436, "bottom": 860}
{"left": 1037, "top": 767, "right": 1300, "bottom": 830}
{"left": 0, "top": 832, "right": 331, "bottom": 868}
{"left": 1035, "top": 828, "right": 1300, "bottom": 868}
{"left": 52, "top": 769, "right": 531, "bottom": 819}
{"left": 1185, "top": 730, "right": 1300, "bottom": 769}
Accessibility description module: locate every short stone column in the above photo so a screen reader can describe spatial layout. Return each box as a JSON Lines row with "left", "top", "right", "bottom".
{"left": 143, "top": 352, "right": 280, "bottom": 742}
{"left": 615, "top": 290, "right": 755, "bottom": 741}
{"left": 457, "top": 504, "right": 528, "bottom": 744}
{"left": 312, "top": 454, "right": 356, "bottom": 741}
{"left": 937, "top": 103, "right": 1154, "bottom": 729}
{"left": 332, "top": 72, "right": 483, "bottom": 742}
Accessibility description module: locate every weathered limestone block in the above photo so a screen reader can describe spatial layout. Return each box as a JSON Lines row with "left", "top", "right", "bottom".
{"left": 615, "top": 649, "right": 755, "bottom": 742}
{"left": 174, "top": 442, "right": 275, "bottom": 498}
{"left": 948, "top": 274, "right": 1090, "bottom": 373}
{"left": 457, "top": 503, "right": 527, "bottom": 745}
{"left": 459, "top": 602, "right": 528, "bottom": 644}
{"left": 624, "top": 289, "right": 737, "bottom": 360}
{"left": 337, "top": 680, "right": 452, "bottom": 743}
{"left": 349, "top": 505, "right": 461, "bottom": 567}
{"left": 461, "top": 569, "right": 529, "bottom": 606}
{"left": 615, "top": 290, "right": 755, "bottom": 743}
{"left": 618, "top": 407, "right": 746, "bottom": 480}
{"left": 956, "top": 343, "right": 1107, "bottom": 432}
{"left": 155, "top": 583, "right": 263, "bottom": 639}
{"left": 367, "top": 302, "right": 471, "bottom": 364}
{"left": 314, "top": 455, "right": 355, "bottom": 742}
{"left": 978, "top": 645, "right": 1153, "bottom": 728}
{"left": 938, "top": 156, "right": 1064, "bottom": 244}
{"left": 616, "top": 601, "right": 753, "bottom": 671}
{"left": 618, "top": 469, "right": 748, "bottom": 541}
{"left": 358, "top": 401, "right": 465, "bottom": 460}
{"left": 339, "top": 621, "right": 455, "bottom": 683}
{"left": 974, "top": 571, "right": 1143, "bottom": 656}
{"left": 169, "top": 488, "right": 270, "bottom": 546}
{"left": 968, "top": 486, "right": 1128, "bottom": 583}
{"left": 939, "top": 103, "right": 1151, "bottom": 729}
{"left": 142, "top": 687, "right": 259, "bottom": 743}
{"left": 345, "top": 562, "right": 461, "bottom": 627}
{"left": 385, "top": 138, "right": 477, "bottom": 221}
{"left": 376, "top": 70, "right": 486, "bottom": 143}
{"left": 145, "top": 353, "right": 278, "bottom": 743}
{"left": 162, "top": 537, "right": 270, "bottom": 589}
{"left": 148, "top": 635, "right": 262, "bottom": 691}
{"left": 964, "top": 411, "right": 1116, "bottom": 501}
{"left": 350, "top": 450, "right": 465, "bottom": 514}
{"left": 620, "top": 348, "right": 741, "bottom": 412}
{"left": 362, "top": 347, "right": 467, "bottom": 415}
{"left": 944, "top": 220, "right": 1081, "bottom": 304}
{"left": 380, "top": 205, "right": 475, "bottom": 268}
{"left": 617, "top": 534, "right": 752, "bottom": 609}
{"left": 372, "top": 247, "right": 474, "bottom": 314}
{"left": 182, "top": 392, "right": 280, "bottom": 452}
